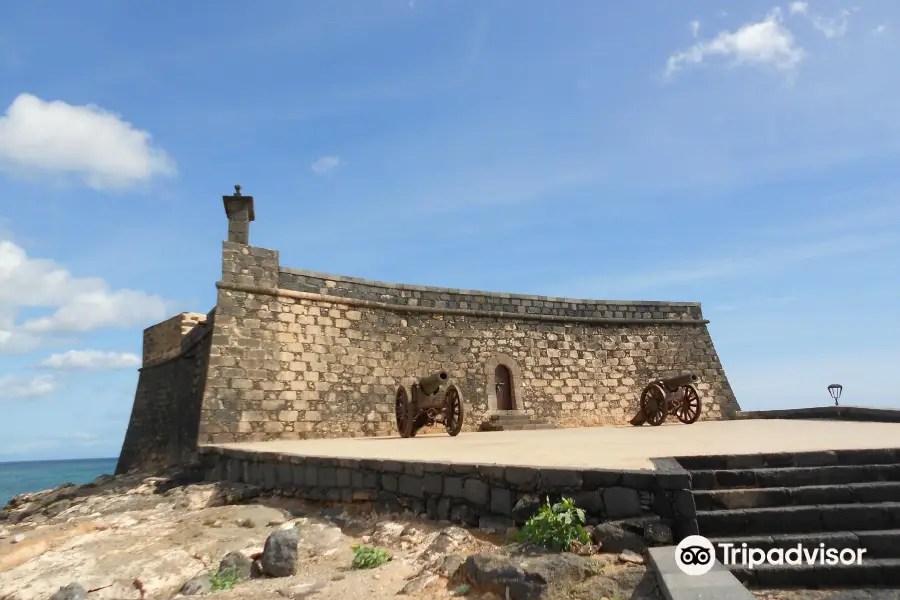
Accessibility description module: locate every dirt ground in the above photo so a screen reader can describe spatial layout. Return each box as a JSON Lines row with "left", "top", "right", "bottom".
{"left": 0, "top": 472, "right": 663, "bottom": 600}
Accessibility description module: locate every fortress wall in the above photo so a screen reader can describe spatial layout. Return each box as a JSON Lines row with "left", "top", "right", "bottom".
{"left": 277, "top": 268, "right": 703, "bottom": 321}
{"left": 116, "top": 310, "right": 215, "bottom": 474}
{"left": 197, "top": 242, "right": 739, "bottom": 444}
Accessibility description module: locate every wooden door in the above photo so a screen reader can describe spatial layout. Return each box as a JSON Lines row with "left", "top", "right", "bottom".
{"left": 494, "top": 365, "right": 514, "bottom": 410}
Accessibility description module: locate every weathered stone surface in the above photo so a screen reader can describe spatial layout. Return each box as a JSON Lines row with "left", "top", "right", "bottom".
{"left": 48, "top": 583, "right": 86, "bottom": 600}
{"left": 643, "top": 521, "right": 674, "bottom": 546}
{"left": 218, "top": 551, "right": 254, "bottom": 581}
{"left": 260, "top": 529, "right": 300, "bottom": 577}
{"left": 589, "top": 521, "right": 645, "bottom": 553}
{"left": 180, "top": 574, "right": 212, "bottom": 595}
{"left": 512, "top": 494, "right": 542, "bottom": 525}
{"left": 462, "top": 552, "right": 599, "bottom": 600}
{"left": 603, "top": 487, "right": 642, "bottom": 518}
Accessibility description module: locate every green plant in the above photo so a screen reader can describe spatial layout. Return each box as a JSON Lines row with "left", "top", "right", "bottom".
{"left": 517, "top": 496, "right": 589, "bottom": 551}
{"left": 209, "top": 567, "right": 239, "bottom": 591}
{"left": 350, "top": 545, "right": 391, "bottom": 569}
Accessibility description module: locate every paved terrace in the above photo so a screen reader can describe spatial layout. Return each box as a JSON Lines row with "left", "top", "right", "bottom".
{"left": 208, "top": 419, "right": 900, "bottom": 470}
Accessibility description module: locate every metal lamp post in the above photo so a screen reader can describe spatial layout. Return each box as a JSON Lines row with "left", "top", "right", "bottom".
{"left": 827, "top": 384, "right": 843, "bottom": 407}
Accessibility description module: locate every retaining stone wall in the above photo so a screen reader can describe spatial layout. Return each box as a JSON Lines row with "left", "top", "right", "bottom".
{"left": 199, "top": 447, "right": 697, "bottom": 534}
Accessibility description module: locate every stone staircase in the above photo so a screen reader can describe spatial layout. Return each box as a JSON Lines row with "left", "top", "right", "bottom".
{"left": 479, "top": 411, "right": 555, "bottom": 431}
{"left": 678, "top": 449, "right": 900, "bottom": 588}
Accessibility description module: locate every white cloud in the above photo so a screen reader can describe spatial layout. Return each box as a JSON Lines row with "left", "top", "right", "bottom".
{"left": 38, "top": 350, "right": 141, "bottom": 371}
{"left": 0, "top": 93, "right": 176, "bottom": 190}
{"left": 0, "top": 373, "right": 57, "bottom": 400}
{"left": 0, "top": 239, "right": 169, "bottom": 353}
{"left": 789, "top": 2, "right": 809, "bottom": 15}
{"left": 873, "top": 24, "right": 887, "bottom": 35}
{"left": 813, "top": 9, "right": 851, "bottom": 39}
{"left": 310, "top": 155, "right": 343, "bottom": 174}
{"left": 665, "top": 8, "right": 805, "bottom": 78}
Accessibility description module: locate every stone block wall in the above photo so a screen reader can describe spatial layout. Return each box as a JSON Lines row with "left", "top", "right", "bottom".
{"left": 196, "top": 241, "right": 739, "bottom": 444}
{"left": 116, "top": 309, "right": 215, "bottom": 474}
{"left": 199, "top": 447, "right": 698, "bottom": 536}
{"left": 141, "top": 312, "right": 208, "bottom": 366}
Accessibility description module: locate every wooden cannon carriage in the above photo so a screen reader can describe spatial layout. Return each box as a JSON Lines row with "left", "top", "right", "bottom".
{"left": 630, "top": 373, "right": 702, "bottom": 426}
{"left": 395, "top": 371, "right": 465, "bottom": 438}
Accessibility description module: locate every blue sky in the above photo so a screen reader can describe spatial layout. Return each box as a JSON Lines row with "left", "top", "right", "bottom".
{"left": 0, "top": 0, "right": 898, "bottom": 461}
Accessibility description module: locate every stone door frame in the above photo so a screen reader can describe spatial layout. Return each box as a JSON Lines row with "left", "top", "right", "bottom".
{"left": 485, "top": 353, "right": 525, "bottom": 414}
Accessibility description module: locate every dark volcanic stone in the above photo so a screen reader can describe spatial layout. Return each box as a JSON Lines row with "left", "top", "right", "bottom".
{"left": 218, "top": 551, "right": 254, "bottom": 581}
{"left": 180, "top": 574, "right": 212, "bottom": 595}
{"left": 48, "top": 583, "right": 87, "bottom": 600}
{"left": 260, "top": 529, "right": 300, "bottom": 577}
{"left": 512, "top": 494, "right": 542, "bottom": 525}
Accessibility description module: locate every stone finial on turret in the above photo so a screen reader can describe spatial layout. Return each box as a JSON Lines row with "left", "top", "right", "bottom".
{"left": 223, "top": 184, "right": 255, "bottom": 244}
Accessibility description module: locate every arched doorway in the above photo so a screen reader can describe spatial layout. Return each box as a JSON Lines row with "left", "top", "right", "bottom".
{"left": 494, "top": 364, "right": 515, "bottom": 411}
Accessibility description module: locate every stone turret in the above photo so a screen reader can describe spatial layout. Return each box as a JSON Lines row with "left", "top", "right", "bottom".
{"left": 223, "top": 184, "right": 255, "bottom": 245}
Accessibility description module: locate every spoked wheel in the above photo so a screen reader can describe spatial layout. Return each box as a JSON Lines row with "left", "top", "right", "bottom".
{"left": 674, "top": 384, "right": 702, "bottom": 424}
{"left": 640, "top": 383, "right": 669, "bottom": 426}
{"left": 395, "top": 385, "right": 414, "bottom": 438}
{"left": 444, "top": 384, "right": 465, "bottom": 436}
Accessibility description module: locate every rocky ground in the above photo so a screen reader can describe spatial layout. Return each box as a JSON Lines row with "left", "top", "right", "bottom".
{"left": 0, "top": 468, "right": 664, "bottom": 600}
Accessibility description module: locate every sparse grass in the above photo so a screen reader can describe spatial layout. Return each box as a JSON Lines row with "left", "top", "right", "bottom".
{"left": 209, "top": 567, "right": 239, "bottom": 591}
{"left": 350, "top": 545, "right": 391, "bottom": 569}
{"left": 515, "top": 496, "right": 590, "bottom": 552}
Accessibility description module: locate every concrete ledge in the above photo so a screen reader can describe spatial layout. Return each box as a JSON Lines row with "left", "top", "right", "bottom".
{"left": 733, "top": 406, "right": 900, "bottom": 423}
{"left": 648, "top": 547, "right": 754, "bottom": 600}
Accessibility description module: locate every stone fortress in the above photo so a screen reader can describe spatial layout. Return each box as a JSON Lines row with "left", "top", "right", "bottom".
{"left": 116, "top": 186, "right": 741, "bottom": 474}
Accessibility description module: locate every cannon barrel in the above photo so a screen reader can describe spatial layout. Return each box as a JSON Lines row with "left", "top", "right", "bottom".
{"left": 418, "top": 371, "right": 449, "bottom": 396}
{"left": 658, "top": 373, "right": 698, "bottom": 390}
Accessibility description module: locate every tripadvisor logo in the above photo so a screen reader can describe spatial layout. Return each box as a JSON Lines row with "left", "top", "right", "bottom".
{"left": 675, "top": 535, "right": 867, "bottom": 575}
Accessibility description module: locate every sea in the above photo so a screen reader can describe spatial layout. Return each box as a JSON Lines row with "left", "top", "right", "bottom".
{"left": 0, "top": 457, "right": 118, "bottom": 506}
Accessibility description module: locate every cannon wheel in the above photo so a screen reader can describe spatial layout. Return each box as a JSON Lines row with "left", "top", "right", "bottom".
{"left": 674, "top": 384, "right": 702, "bottom": 424}
{"left": 444, "top": 384, "right": 465, "bottom": 436}
{"left": 395, "top": 385, "right": 415, "bottom": 438}
{"left": 640, "top": 383, "right": 669, "bottom": 426}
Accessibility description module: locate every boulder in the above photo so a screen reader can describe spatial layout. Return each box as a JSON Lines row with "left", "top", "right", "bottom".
{"left": 643, "top": 521, "right": 673, "bottom": 546}
{"left": 588, "top": 521, "right": 645, "bottom": 553}
{"left": 260, "top": 529, "right": 300, "bottom": 577}
{"left": 462, "top": 553, "right": 547, "bottom": 600}
{"left": 218, "top": 551, "right": 254, "bottom": 582}
{"left": 511, "top": 495, "right": 542, "bottom": 525}
{"left": 180, "top": 574, "right": 212, "bottom": 595}
{"left": 48, "top": 583, "right": 86, "bottom": 600}
{"left": 462, "top": 552, "right": 598, "bottom": 600}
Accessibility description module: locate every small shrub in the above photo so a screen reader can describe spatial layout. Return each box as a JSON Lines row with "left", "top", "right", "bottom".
{"left": 209, "top": 567, "right": 239, "bottom": 591}
{"left": 351, "top": 545, "right": 391, "bottom": 569}
{"left": 517, "top": 496, "right": 589, "bottom": 551}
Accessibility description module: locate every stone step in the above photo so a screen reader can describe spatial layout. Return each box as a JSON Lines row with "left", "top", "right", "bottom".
{"left": 690, "top": 463, "right": 900, "bottom": 491}
{"left": 697, "top": 502, "right": 900, "bottom": 537}
{"left": 709, "top": 530, "right": 900, "bottom": 560}
{"left": 694, "top": 481, "right": 900, "bottom": 511}
{"left": 677, "top": 448, "right": 900, "bottom": 472}
{"left": 729, "top": 557, "right": 900, "bottom": 588}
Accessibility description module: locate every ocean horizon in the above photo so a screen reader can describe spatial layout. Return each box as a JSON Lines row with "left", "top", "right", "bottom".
{"left": 0, "top": 457, "right": 119, "bottom": 506}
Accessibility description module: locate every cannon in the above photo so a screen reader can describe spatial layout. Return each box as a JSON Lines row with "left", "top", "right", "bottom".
{"left": 630, "top": 373, "right": 702, "bottom": 427}
{"left": 395, "top": 371, "right": 465, "bottom": 438}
